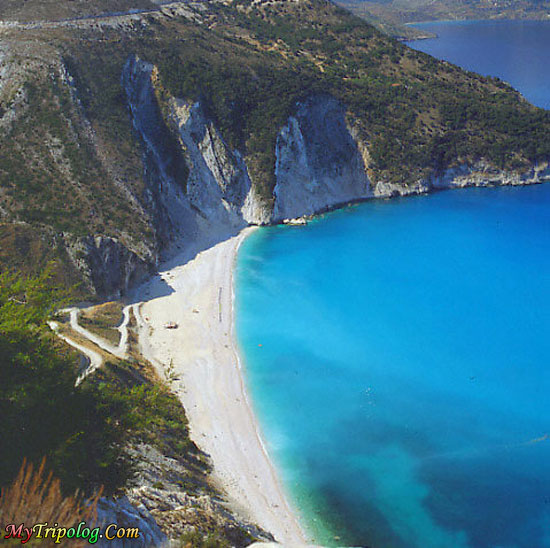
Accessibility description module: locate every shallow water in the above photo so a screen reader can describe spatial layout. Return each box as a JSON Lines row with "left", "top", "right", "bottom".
{"left": 236, "top": 185, "right": 550, "bottom": 548}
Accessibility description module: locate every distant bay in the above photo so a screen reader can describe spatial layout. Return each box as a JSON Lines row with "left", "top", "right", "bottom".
{"left": 236, "top": 20, "right": 550, "bottom": 548}
{"left": 405, "top": 20, "right": 550, "bottom": 109}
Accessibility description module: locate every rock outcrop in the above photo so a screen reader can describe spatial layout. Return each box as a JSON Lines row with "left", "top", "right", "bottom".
{"left": 96, "top": 496, "right": 167, "bottom": 548}
{"left": 108, "top": 443, "right": 272, "bottom": 547}
{"left": 273, "top": 95, "right": 371, "bottom": 220}
{"left": 122, "top": 55, "right": 270, "bottom": 261}
{"left": 65, "top": 234, "right": 152, "bottom": 298}
{"left": 40, "top": 56, "right": 550, "bottom": 298}
{"left": 431, "top": 160, "right": 550, "bottom": 189}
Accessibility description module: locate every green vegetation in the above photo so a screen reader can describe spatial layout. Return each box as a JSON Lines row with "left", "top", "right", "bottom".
{"left": 1, "top": 0, "right": 549, "bottom": 283}
{"left": 0, "top": 68, "right": 149, "bottom": 241}
{"left": 55, "top": 0, "right": 550, "bottom": 200}
{"left": 93, "top": 365, "right": 203, "bottom": 464}
{"left": 0, "top": 223, "right": 82, "bottom": 290}
{"left": 151, "top": 0, "right": 550, "bottom": 186}
{"left": 0, "top": 267, "right": 203, "bottom": 496}
{"left": 0, "top": 46, "right": 156, "bottom": 297}
{"left": 0, "top": 267, "right": 125, "bottom": 494}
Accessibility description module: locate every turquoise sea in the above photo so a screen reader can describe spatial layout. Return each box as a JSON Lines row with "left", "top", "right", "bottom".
{"left": 236, "top": 21, "right": 550, "bottom": 548}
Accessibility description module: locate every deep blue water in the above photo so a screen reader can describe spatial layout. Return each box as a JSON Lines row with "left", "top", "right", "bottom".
{"left": 405, "top": 20, "right": 550, "bottom": 110}
{"left": 236, "top": 21, "right": 550, "bottom": 548}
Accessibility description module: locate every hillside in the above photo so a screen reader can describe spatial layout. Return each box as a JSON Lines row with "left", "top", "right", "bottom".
{"left": 0, "top": 0, "right": 155, "bottom": 22}
{"left": 0, "top": 270, "right": 268, "bottom": 546}
{"left": 0, "top": 0, "right": 549, "bottom": 297}
{"left": 337, "top": 0, "right": 550, "bottom": 37}
{"left": 2, "top": 1, "right": 550, "bottom": 545}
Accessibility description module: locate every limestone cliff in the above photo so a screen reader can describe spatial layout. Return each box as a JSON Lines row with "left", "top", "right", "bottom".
{"left": 272, "top": 97, "right": 550, "bottom": 209}
{"left": 3, "top": 49, "right": 548, "bottom": 299}
{"left": 53, "top": 62, "right": 550, "bottom": 296}
{"left": 122, "top": 55, "right": 270, "bottom": 261}
{"left": 273, "top": 95, "right": 371, "bottom": 220}
{"left": 123, "top": 58, "right": 550, "bottom": 251}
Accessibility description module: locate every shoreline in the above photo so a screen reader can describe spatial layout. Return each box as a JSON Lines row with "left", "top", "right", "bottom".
{"left": 128, "top": 181, "right": 550, "bottom": 545}
{"left": 132, "top": 227, "right": 312, "bottom": 546}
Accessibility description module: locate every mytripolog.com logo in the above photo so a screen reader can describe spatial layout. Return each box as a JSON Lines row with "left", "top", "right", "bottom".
{"left": 4, "top": 521, "right": 141, "bottom": 544}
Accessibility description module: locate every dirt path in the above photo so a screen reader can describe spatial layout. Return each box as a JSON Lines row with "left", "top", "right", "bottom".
{"left": 49, "top": 303, "right": 133, "bottom": 383}
{"left": 66, "top": 307, "right": 129, "bottom": 359}
{"left": 48, "top": 320, "right": 103, "bottom": 385}
{"left": 0, "top": 1, "right": 196, "bottom": 31}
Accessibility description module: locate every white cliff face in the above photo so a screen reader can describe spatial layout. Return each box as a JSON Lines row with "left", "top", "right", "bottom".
{"left": 371, "top": 160, "right": 550, "bottom": 199}
{"left": 121, "top": 55, "right": 549, "bottom": 294}
{"left": 272, "top": 96, "right": 550, "bottom": 210}
{"left": 430, "top": 160, "right": 550, "bottom": 189}
{"left": 273, "top": 96, "right": 371, "bottom": 220}
{"left": 122, "top": 55, "right": 270, "bottom": 263}
{"left": 165, "top": 97, "right": 270, "bottom": 226}
{"left": 373, "top": 178, "right": 431, "bottom": 198}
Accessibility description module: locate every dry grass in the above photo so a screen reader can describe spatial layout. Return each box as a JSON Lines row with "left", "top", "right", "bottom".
{"left": 0, "top": 458, "right": 102, "bottom": 545}
{"left": 79, "top": 302, "right": 123, "bottom": 346}
{"left": 56, "top": 323, "right": 112, "bottom": 363}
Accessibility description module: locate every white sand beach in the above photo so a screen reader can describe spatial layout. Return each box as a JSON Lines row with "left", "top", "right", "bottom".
{"left": 132, "top": 227, "right": 311, "bottom": 546}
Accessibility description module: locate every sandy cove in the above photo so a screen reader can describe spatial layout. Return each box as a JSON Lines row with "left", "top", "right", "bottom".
{"left": 132, "top": 227, "right": 313, "bottom": 546}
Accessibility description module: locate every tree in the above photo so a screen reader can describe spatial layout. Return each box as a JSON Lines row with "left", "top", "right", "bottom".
{"left": 0, "top": 267, "right": 128, "bottom": 494}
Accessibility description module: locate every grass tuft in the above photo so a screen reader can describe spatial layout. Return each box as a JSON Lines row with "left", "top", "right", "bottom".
{"left": 0, "top": 458, "right": 102, "bottom": 536}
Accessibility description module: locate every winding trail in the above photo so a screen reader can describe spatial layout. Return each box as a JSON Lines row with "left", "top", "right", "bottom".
{"left": 66, "top": 307, "right": 127, "bottom": 359}
{"left": 49, "top": 304, "right": 133, "bottom": 384}
{"left": 63, "top": 305, "right": 132, "bottom": 359}
{"left": 48, "top": 320, "right": 103, "bottom": 385}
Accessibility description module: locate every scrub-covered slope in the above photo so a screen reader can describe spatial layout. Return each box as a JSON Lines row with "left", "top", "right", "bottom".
{"left": 1, "top": 0, "right": 549, "bottom": 295}
{"left": 337, "top": 0, "right": 550, "bottom": 37}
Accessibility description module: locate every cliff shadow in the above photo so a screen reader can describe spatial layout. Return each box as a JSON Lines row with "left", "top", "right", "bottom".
{"left": 127, "top": 268, "right": 175, "bottom": 303}
{"left": 126, "top": 222, "right": 246, "bottom": 305}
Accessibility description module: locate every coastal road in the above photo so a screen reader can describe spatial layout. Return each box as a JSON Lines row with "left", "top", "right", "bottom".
{"left": 0, "top": 0, "right": 199, "bottom": 31}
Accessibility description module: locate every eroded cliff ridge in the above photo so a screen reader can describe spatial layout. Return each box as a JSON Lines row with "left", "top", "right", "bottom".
{"left": 1, "top": 0, "right": 549, "bottom": 296}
